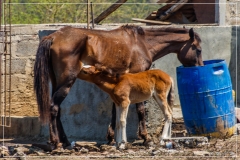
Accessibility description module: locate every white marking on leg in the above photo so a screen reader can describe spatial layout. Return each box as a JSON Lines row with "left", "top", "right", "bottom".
{"left": 82, "top": 65, "right": 93, "bottom": 68}
{"left": 120, "top": 106, "right": 129, "bottom": 143}
{"left": 161, "top": 119, "right": 172, "bottom": 139}
{"left": 118, "top": 105, "right": 129, "bottom": 150}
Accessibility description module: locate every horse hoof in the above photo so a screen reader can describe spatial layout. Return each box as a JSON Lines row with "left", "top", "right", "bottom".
{"left": 56, "top": 143, "right": 63, "bottom": 149}
{"left": 46, "top": 141, "right": 57, "bottom": 150}
{"left": 107, "top": 140, "right": 116, "bottom": 146}
{"left": 117, "top": 141, "right": 128, "bottom": 150}
{"left": 143, "top": 139, "right": 154, "bottom": 147}
{"left": 47, "top": 141, "right": 51, "bottom": 145}
{"left": 118, "top": 143, "right": 126, "bottom": 150}
{"left": 160, "top": 140, "right": 165, "bottom": 146}
{"left": 62, "top": 142, "right": 71, "bottom": 148}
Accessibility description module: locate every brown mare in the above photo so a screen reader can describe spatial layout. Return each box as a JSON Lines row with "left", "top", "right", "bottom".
{"left": 34, "top": 25, "right": 203, "bottom": 149}
{"left": 80, "top": 65, "right": 174, "bottom": 149}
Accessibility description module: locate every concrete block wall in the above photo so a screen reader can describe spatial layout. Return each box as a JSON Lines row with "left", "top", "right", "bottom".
{"left": 2, "top": 24, "right": 239, "bottom": 142}
{"left": 226, "top": 0, "right": 240, "bottom": 25}
{"left": 9, "top": 25, "right": 70, "bottom": 117}
{"left": 10, "top": 26, "right": 38, "bottom": 116}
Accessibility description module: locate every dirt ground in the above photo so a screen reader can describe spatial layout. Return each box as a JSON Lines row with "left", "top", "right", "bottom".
{"left": 0, "top": 135, "right": 239, "bottom": 160}
{"left": 0, "top": 119, "right": 239, "bottom": 160}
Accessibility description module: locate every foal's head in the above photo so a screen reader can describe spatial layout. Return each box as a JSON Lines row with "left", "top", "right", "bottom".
{"left": 80, "top": 65, "right": 119, "bottom": 83}
{"left": 178, "top": 28, "right": 204, "bottom": 67}
{"left": 81, "top": 65, "right": 98, "bottom": 75}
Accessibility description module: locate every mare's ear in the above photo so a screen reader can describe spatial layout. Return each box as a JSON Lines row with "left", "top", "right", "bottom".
{"left": 189, "top": 28, "right": 194, "bottom": 40}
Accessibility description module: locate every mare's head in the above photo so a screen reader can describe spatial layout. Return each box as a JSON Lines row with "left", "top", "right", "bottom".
{"left": 177, "top": 28, "right": 204, "bottom": 67}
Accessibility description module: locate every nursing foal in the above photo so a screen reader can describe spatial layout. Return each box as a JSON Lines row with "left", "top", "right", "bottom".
{"left": 80, "top": 65, "right": 174, "bottom": 149}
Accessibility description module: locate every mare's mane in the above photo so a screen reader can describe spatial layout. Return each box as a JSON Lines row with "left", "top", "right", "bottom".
{"left": 119, "top": 25, "right": 201, "bottom": 42}
{"left": 120, "top": 24, "right": 145, "bottom": 35}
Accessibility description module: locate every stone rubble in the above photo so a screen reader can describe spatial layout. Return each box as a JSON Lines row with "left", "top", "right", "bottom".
{"left": 0, "top": 123, "right": 239, "bottom": 158}
{"left": 0, "top": 146, "right": 9, "bottom": 157}
{"left": 160, "top": 136, "right": 209, "bottom": 149}
{"left": 193, "top": 150, "right": 210, "bottom": 156}
{"left": 236, "top": 123, "right": 240, "bottom": 134}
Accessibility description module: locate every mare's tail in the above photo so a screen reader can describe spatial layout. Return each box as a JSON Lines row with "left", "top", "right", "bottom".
{"left": 167, "top": 77, "right": 175, "bottom": 110}
{"left": 34, "top": 37, "right": 53, "bottom": 124}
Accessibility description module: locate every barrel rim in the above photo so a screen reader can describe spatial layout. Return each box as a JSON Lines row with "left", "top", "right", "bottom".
{"left": 177, "top": 59, "right": 226, "bottom": 69}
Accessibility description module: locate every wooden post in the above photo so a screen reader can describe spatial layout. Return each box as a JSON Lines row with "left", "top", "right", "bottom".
{"left": 93, "top": 0, "right": 127, "bottom": 24}
{"left": 159, "top": 0, "right": 188, "bottom": 21}
{"left": 90, "top": 2, "right": 94, "bottom": 28}
{"left": 132, "top": 18, "right": 171, "bottom": 25}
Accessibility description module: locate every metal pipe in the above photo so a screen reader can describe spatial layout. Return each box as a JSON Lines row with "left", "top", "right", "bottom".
{"left": 4, "top": 0, "right": 7, "bottom": 126}
{"left": 90, "top": 2, "right": 94, "bottom": 29}
{"left": 8, "top": 0, "right": 11, "bottom": 127}
{"left": 0, "top": 0, "right": 2, "bottom": 28}
{"left": 87, "top": 0, "right": 89, "bottom": 29}
{"left": 0, "top": 0, "right": 2, "bottom": 122}
{"left": 0, "top": 0, "right": 11, "bottom": 127}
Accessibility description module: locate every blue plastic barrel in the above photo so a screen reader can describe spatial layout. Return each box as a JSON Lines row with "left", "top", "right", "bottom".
{"left": 177, "top": 59, "right": 235, "bottom": 138}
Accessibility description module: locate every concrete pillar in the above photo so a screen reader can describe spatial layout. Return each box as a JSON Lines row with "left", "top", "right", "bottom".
{"left": 215, "top": 0, "right": 226, "bottom": 25}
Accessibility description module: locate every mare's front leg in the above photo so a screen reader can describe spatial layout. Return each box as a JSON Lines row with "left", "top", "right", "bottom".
{"left": 49, "top": 78, "right": 76, "bottom": 149}
{"left": 106, "top": 103, "right": 116, "bottom": 145}
{"left": 136, "top": 102, "right": 148, "bottom": 143}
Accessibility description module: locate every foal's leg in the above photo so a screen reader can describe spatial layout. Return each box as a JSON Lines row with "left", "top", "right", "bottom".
{"left": 136, "top": 102, "right": 148, "bottom": 142}
{"left": 49, "top": 78, "right": 76, "bottom": 148}
{"left": 107, "top": 102, "right": 148, "bottom": 145}
{"left": 115, "top": 103, "right": 129, "bottom": 150}
{"left": 107, "top": 102, "right": 147, "bottom": 144}
{"left": 153, "top": 93, "right": 172, "bottom": 140}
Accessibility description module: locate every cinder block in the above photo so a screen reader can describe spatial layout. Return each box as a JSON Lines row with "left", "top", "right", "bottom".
{"left": 0, "top": 116, "right": 41, "bottom": 138}
{"left": 4, "top": 59, "right": 27, "bottom": 74}
{"left": 16, "top": 40, "right": 39, "bottom": 57}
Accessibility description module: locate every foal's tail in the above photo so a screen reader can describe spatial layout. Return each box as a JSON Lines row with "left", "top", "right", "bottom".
{"left": 34, "top": 37, "right": 53, "bottom": 124}
{"left": 167, "top": 77, "right": 175, "bottom": 109}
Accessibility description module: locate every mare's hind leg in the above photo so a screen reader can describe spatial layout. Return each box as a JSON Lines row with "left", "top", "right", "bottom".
{"left": 49, "top": 78, "right": 76, "bottom": 148}
{"left": 136, "top": 102, "right": 148, "bottom": 143}
{"left": 106, "top": 103, "right": 116, "bottom": 145}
